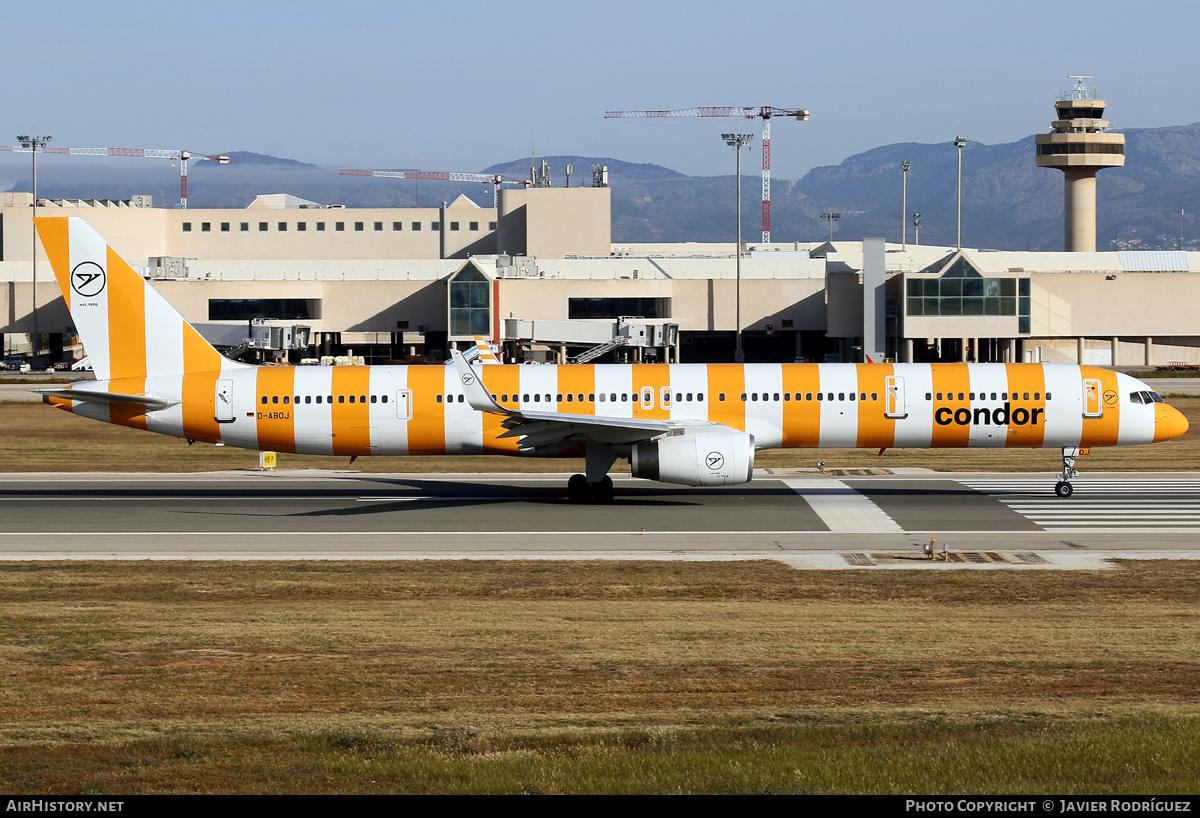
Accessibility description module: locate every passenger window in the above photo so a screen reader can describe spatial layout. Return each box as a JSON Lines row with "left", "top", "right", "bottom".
{"left": 849, "top": 393, "right": 856, "bottom": 402}
{"left": 784, "top": 393, "right": 791, "bottom": 401}
{"left": 1034, "top": 392, "right": 1041, "bottom": 400}
{"left": 1046, "top": 392, "right": 1052, "bottom": 400}
{"left": 458, "top": 395, "right": 464, "bottom": 403}
{"left": 718, "top": 393, "right": 726, "bottom": 401}
{"left": 546, "top": 394, "right": 551, "bottom": 402}
{"left": 871, "top": 393, "right": 878, "bottom": 401}
{"left": 838, "top": 393, "right": 845, "bottom": 401}
{"left": 817, "top": 393, "right": 824, "bottom": 401}
{"left": 557, "top": 394, "right": 563, "bottom": 402}
{"left": 599, "top": 394, "right": 606, "bottom": 402}
{"left": 741, "top": 393, "right": 747, "bottom": 402}
{"left": 261, "top": 396, "right": 268, "bottom": 404}
{"left": 316, "top": 396, "right": 323, "bottom": 404}
{"left": 687, "top": 393, "right": 693, "bottom": 401}
{"left": 805, "top": 393, "right": 812, "bottom": 401}
{"left": 774, "top": 393, "right": 780, "bottom": 401}
{"left": 926, "top": 393, "right": 932, "bottom": 401}
{"left": 349, "top": 396, "right": 355, "bottom": 404}
{"left": 283, "top": 396, "right": 290, "bottom": 404}
{"left": 1023, "top": 392, "right": 1030, "bottom": 401}
{"left": 272, "top": 396, "right": 279, "bottom": 404}
{"left": 371, "top": 395, "right": 377, "bottom": 403}
{"left": 610, "top": 393, "right": 617, "bottom": 402}
{"left": 697, "top": 393, "right": 704, "bottom": 401}
{"left": 534, "top": 394, "right": 541, "bottom": 402}
{"left": 435, "top": 395, "right": 441, "bottom": 403}
{"left": 751, "top": 393, "right": 758, "bottom": 402}
{"left": 305, "top": 396, "right": 312, "bottom": 404}
{"left": 566, "top": 394, "right": 574, "bottom": 402}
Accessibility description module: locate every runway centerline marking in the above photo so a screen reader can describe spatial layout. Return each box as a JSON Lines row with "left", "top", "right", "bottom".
{"left": 781, "top": 478, "right": 902, "bottom": 533}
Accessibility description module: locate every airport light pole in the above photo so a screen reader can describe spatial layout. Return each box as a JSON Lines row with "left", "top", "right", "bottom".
{"left": 954, "top": 135, "right": 968, "bottom": 249}
{"left": 723, "top": 133, "right": 753, "bottom": 363}
{"left": 18, "top": 133, "right": 51, "bottom": 367}
{"left": 913, "top": 212, "right": 922, "bottom": 246}
{"left": 901, "top": 160, "right": 911, "bottom": 249}
{"left": 821, "top": 211, "right": 840, "bottom": 241}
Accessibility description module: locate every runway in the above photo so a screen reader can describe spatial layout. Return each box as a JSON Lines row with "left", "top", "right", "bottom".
{"left": 2, "top": 470, "right": 1199, "bottom": 566}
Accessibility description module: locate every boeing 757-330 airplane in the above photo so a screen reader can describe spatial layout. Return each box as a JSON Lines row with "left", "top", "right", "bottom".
{"left": 32, "top": 217, "right": 1189, "bottom": 502}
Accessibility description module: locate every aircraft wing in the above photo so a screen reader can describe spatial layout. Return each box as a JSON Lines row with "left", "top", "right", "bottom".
{"left": 35, "top": 388, "right": 180, "bottom": 413}
{"left": 449, "top": 350, "right": 722, "bottom": 452}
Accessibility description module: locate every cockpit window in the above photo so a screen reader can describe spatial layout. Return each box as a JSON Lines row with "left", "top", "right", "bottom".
{"left": 1130, "top": 391, "right": 1165, "bottom": 405}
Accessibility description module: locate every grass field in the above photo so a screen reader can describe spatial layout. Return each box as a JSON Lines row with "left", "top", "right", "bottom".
{"left": 1, "top": 396, "right": 1197, "bottom": 473}
{"left": 1, "top": 560, "right": 1199, "bottom": 794}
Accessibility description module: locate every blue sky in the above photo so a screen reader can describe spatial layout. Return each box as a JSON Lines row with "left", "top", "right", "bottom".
{"left": 4, "top": 0, "right": 1199, "bottom": 181}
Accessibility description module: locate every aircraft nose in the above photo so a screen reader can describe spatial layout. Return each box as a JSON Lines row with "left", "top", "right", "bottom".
{"left": 1154, "top": 403, "right": 1190, "bottom": 442}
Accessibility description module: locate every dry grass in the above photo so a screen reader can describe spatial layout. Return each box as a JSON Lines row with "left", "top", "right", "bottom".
{"left": 1, "top": 397, "right": 1197, "bottom": 473}
{"left": 1, "top": 560, "right": 1199, "bottom": 793}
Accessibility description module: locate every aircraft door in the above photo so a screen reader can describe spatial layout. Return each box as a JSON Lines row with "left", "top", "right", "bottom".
{"left": 215, "top": 379, "right": 235, "bottom": 423}
{"left": 396, "top": 389, "right": 412, "bottom": 420}
{"left": 640, "top": 386, "right": 654, "bottom": 410}
{"left": 884, "top": 375, "right": 907, "bottom": 419}
{"left": 1083, "top": 378, "right": 1103, "bottom": 418}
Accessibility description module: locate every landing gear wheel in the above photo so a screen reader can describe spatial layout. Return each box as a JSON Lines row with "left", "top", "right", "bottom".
{"left": 1056, "top": 447, "right": 1080, "bottom": 498}
{"left": 1054, "top": 481, "right": 1074, "bottom": 498}
{"left": 589, "top": 475, "right": 615, "bottom": 504}
{"left": 567, "top": 473, "right": 588, "bottom": 503}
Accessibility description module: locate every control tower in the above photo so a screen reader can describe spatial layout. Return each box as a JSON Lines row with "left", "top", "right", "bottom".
{"left": 1035, "top": 76, "right": 1125, "bottom": 252}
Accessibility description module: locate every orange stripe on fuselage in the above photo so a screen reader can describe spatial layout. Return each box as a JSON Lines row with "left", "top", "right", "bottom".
{"left": 481, "top": 365, "right": 522, "bottom": 453}
{"left": 180, "top": 324, "right": 223, "bottom": 444}
{"left": 1003, "top": 364, "right": 1047, "bottom": 448}
{"left": 330, "top": 366, "right": 372, "bottom": 456}
{"left": 781, "top": 363, "right": 821, "bottom": 447}
{"left": 856, "top": 363, "right": 895, "bottom": 449}
{"left": 406, "top": 366, "right": 446, "bottom": 455}
{"left": 707, "top": 364, "right": 746, "bottom": 432}
{"left": 557, "top": 364, "right": 596, "bottom": 415}
{"left": 632, "top": 364, "right": 671, "bottom": 419}
{"left": 930, "top": 364, "right": 972, "bottom": 448}
{"left": 255, "top": 366, "right": 297, "bottom": 453}
{"left": 1080, "top": 366, "right": 1121, "bottom": 447}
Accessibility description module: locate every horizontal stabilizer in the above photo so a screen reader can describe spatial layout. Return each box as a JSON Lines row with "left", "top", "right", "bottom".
{"left": 36, "top": 388, "right": 180, "bottom": 413}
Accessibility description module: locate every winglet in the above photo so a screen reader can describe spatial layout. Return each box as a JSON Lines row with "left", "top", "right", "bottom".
{"left": 473, "top": 336, "right": 501, "bottom": 364}
{"left": 450, "top": 349, "right": 511, "bottom": 415}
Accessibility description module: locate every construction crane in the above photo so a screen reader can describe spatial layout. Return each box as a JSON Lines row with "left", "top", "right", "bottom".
{"left": 339, "top": 168, "right": 529, "bottom": 206}
{"left": 604, "top": 106, "right": 810, "bottom": 243}
{"left": 0, "top": 145, "right": 229, "bottom": 208}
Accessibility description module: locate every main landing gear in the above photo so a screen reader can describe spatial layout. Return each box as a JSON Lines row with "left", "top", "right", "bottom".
{"left": 566, "top": 443, "right": 618, "bottom": 504}
{"left": 567, "top": 473, "right": 615, "bottom": 503}
{"left": 1055, "top": 446, "right": 1080, "bottom": 498}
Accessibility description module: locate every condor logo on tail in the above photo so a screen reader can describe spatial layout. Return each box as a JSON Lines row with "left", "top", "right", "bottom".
{"left": 70, "top": 262, "right": 106, "bottom": 297}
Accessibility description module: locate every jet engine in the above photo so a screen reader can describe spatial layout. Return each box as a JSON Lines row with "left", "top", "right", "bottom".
{"left": 631, "top": 430, "right": 755, "bottom": 487}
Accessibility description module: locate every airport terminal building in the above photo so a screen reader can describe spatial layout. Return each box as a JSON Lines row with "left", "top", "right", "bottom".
{"left": 1, "top": 185, "right": 1198, "bottom": 368}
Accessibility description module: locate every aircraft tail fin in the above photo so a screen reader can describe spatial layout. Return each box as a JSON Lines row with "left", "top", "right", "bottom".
{"left": 34, "top": 216, "right": 237, "bottom": 381}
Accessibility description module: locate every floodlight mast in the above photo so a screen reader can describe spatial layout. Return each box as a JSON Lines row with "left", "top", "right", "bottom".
{"left": 605, "top": 106, "right": 810, "bottom": 243}
{"left": 722, "top": 133, "right": 754, "bottom": 364}
{"left": 16, "top": 134, "right": 50, "bottom": 367}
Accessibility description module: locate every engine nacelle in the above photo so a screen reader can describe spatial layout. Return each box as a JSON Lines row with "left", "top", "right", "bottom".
{"left": 631, "top": 431, "right": 755, "bottom": 487}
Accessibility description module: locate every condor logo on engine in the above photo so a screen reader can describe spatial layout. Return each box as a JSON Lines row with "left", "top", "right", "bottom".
{"left": 934, "top": 402, "right": 1045, "bottom": 427}
{"left": 705, "top": 452, "right": 725, "bottom": 470}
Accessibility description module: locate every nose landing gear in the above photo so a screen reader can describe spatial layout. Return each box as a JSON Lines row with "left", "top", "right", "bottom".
{"left": 1055, "top": 447, "right": 1080, "bottom": 498}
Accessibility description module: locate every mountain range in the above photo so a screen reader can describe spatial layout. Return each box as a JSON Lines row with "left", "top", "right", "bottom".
{"left": 6, "top": 123, "right": 1200, "bottom": 252}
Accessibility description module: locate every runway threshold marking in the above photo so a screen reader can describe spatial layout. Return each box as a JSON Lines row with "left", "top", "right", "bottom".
{"left": 957, "top": 478, "right": 1200, "bottom": 530}
{"left": 780, "top": 477, "right": 903, "bottom": 533}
